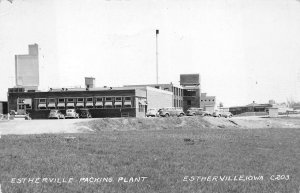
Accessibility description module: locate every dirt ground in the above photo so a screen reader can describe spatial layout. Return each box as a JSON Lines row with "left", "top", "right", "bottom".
{"left": 0, "top": 118, "right": 93, "bottom": 135}
{"left": 0, "top": 115, "right": 299, "bottom": 135}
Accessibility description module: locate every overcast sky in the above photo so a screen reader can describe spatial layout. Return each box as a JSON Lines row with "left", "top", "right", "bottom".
{"left": 0, "top": 0, "right": 300, "bottom": 106}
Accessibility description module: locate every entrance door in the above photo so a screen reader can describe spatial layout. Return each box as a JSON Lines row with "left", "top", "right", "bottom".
{"left": 17, "top": 104, "right": 26, "bottom": 115}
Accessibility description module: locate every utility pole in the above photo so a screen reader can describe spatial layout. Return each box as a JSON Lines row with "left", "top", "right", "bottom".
{"left": 156, "top": 29, "right": 159, "bottom": 84}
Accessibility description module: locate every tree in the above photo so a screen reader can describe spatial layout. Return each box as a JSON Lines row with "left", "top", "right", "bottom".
{"left": 286, "top": 97, "right": 300, "bottom": 108}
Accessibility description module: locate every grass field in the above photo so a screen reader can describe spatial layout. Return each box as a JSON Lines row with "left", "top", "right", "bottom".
{"left": 1, "top": 127, "right": 300, "bottom": 193}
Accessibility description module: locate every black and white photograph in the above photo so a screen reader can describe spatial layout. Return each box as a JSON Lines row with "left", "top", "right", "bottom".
{"left": 0, "top": 0, "right": 300, "bottom": 192}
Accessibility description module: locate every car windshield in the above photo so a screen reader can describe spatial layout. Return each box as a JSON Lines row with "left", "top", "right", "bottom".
{"left": 50, "top": 110, "right": 58, "bottom": 113}
{"left": 67, "top": 110, "right": 73, "bottom": 112}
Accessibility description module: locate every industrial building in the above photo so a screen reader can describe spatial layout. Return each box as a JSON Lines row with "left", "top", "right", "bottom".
{"left": 7, "top": 73, "right": 216, "bottom": 118}
{"left": 125, "top": 74, "right": 202, "bottom": 112}
{"left": 229, "top": 101, "right": 272, "bottom": 116}
{"left": 180, "top": 74, "right": 201, "bottom": 112}
{"left": 124, "top": 83, "right": 184, "bottom": 108}
{"left": 200, "top": 93, "right": 217, "bottom": 113}
{"left": 8, "top": 87, "right": 149, "bottom": 119}
{"left": 15, "top": 44, "right": 39, "bottom": 91}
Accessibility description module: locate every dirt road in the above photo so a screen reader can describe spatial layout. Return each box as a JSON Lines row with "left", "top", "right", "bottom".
{"left": 1, "top": 115, "right": 299, "bottom": 135}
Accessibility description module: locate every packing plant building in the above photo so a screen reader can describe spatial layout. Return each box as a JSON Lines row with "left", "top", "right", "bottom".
{"left": 8, "top": 74, "right": 217, "bottom": 119}
{"left": 8, "top": 45, "right": 217, "bottom": 119}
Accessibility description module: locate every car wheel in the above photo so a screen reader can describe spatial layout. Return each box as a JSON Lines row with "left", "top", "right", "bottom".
{"left": 218, "top": 115, "right": 221, "bottom": 118}
{"left": 179, "top": 113, "right": 184, "bottom": 117}
{"left": 193, "top": 113, "right": 196, "bottom": 116}
{"left": 165, "top": 113, "right": 169, "bottom": 117}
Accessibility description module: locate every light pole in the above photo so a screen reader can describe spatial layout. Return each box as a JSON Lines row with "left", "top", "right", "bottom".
{"left": 156, "top": 29, "right": 159, "bottom": 84}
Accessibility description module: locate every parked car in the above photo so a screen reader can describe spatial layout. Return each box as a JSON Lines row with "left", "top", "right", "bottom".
{"left": 202, "top": 111, "right": 212, "bottom": 116}
{"left": 65, "top": 109, "right": 79, "bottom": 119}
{"left": 159, "top": 107, "right": 185, "bottom": 117}
{"left": 78, "top": 108, "right": 92, "bottom": 118}
{"left": 213, "top": 111, "right": 233, "bottom": 118}
{"left": 48, "top": 110, "right": 65, "bottom": 119}
{"left": 186, "top": 108, "right": 204, "bottom": 116}
{"left": 146, "top": 108, "right": 159, "bottom": 117}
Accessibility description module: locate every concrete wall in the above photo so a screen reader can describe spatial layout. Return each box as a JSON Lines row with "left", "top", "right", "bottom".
{"left": 124, "top": 84, "right": 183, "bottom": 108}
{"left": 146, "top": 87, "right": 173, "bottom": 109}
{"left": 15, "top": 44, "right": 39, "bottom": 89}
{"left": 15, "top": 55, "right": 39, "bottom": 88}
{"left": 200, "top": 93, "right": 216, "bottom": 110}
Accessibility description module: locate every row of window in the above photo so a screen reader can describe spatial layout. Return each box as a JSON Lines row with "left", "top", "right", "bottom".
{"left": 173, "top": 99, "right": 183, "bottom": 108}
{"left": 16, "top": 97, "right": 134, "bottom": 110}
{"left": 201, "top": 99, "right": 215, "bottom": 102}
{"left": 37, "top": 100, "right": 133, "bottom": 110}
{"left": 38, "top": 96, "right": 132, "bottom": 104}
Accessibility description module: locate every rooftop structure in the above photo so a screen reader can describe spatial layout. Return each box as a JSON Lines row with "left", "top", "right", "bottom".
{"left": 15, "top": 44, "right": 39, "bottom": 90}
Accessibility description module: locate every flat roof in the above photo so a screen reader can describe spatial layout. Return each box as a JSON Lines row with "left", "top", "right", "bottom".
{"left": 124, "top": 83, "right": 183, "bottom": 89}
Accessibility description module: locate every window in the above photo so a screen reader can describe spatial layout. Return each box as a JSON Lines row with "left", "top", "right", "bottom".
{"left": 67, "top": 98, "right": 74, "bottom": 102}
{"left": 124, "top": 97, "right": 132, "bottom": 108}
{"left": 18, "top": 98, "right": 32, "bottom": 109}
{"left": 212, "top": 99, "right": 215, "bottom": 102}
{"left": 164, "top": 88, "right": 169, "bottom": 91}
{"left": 105, "top": 97, "right": 112, "bottom": 101}
{"left": 48, "top": 98, "right": 56, "bottom": 109}
{"left": 86, "top": 98, "right": 94, "bottom": 108}
{"left": 77, "top": 98, "right": 84, "bottom": 102}
{"left": 184, "top": 90, "right": 197, "bottom": 96}
{"left": 57, "top": 98, "right": 65, "bottom": 109}
{"left": 201, "top": 100, "right": 203, "bottom": 102}
{"left": 187, "top": 100, "right": 191, "bottom": 106}
{"left": 18, "top": 98, "right": 24, "bottom": 103}
{"left": 124, "top": 97, "right": 131, "bottom": 101}
{"left": 39, "top": 98, "right": 46, "bottom": 103}
{"left": 58, "top": 98, "right": 65, "bottom": 103}
{"left": 104, "top": 97, "right": 113, "bottom": 108}
{"left": 86, "top": 97, "right": 93, "bottom": 102}
{"left": 96, "top": 97, "right": 103, "bottom": 102}
{"left": 138, "top": 104, "right": 144, "bottom": 112}
{"left": 114, "top": 97, "right": 122, "bottom": 108}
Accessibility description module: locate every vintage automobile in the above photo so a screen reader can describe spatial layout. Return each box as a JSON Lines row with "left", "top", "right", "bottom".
{"left": 213, "top": 110, "right": 233, "bottom": 118}
{"left": 146, "top": 108, "right": 159, "bottom": 117}
{"left": 65, "top": 109, "right": 79, "bottom": 119}
{"left": 186, "top": 108, "right": 212, "bottom": 116}
{"left": 78, "top": 108, "right": 92, "bottom": 118}
{"left": 158, "top": 107, "right": 185, "bottom": 117}
{"left": 48, "top": 110, "right": 65, "bottom": 119}
{"left": 187, "top": 108, "right": 204, "bottom": 116}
